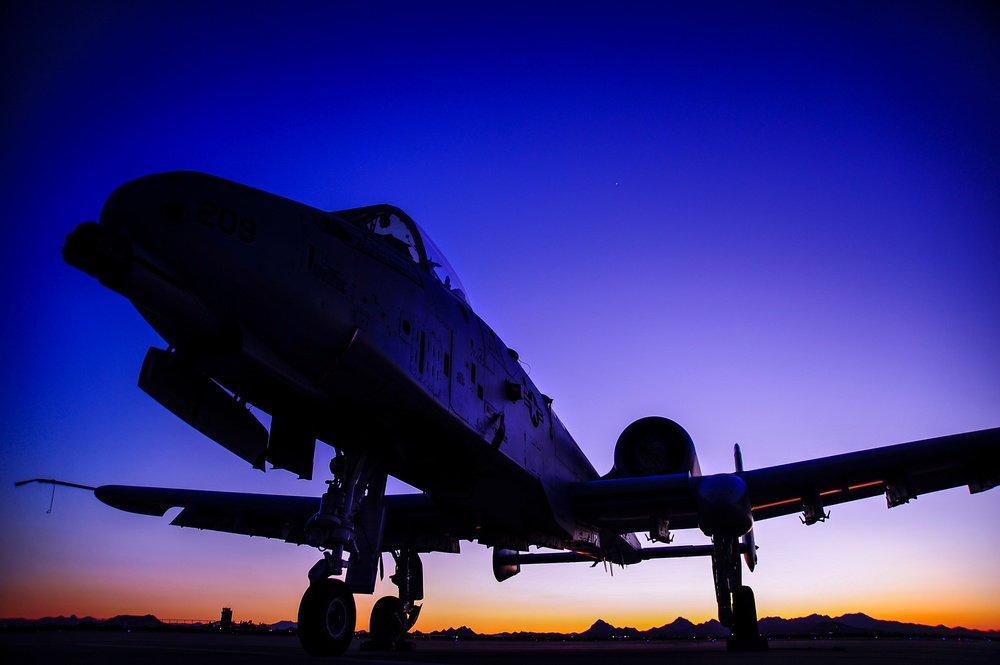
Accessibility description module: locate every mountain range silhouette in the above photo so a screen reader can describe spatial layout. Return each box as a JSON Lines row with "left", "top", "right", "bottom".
{"left": 3, "top": 612, "right": 996, "bottom": 639}
{"left": 416, "top": 613, "right": 995, "bottom": 640}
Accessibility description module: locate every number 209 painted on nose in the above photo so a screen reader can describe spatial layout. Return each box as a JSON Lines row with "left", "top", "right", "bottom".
{"left": 196, "top": 200, "right": 257, "bottom": 244}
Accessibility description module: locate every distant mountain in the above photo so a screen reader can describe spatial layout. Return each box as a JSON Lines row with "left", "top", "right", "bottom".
{"left": 579, "top": 619, "right": 640, "bottom": 639}
{"left": 3, "top": 611, "right": 996, "bottom": 640}
{"left": 757, "top": 612, "right": 995, "bottom": 639}
{"left": 646, "top": 617, "right": 730, "bottom": 639}
{"left": 422, "top": 625, "right": 479, "bottom": 639}
{"left": 106, "top": 615, "right": 165, "bottom": 629}
{"left": 1, "top": 615, "right": 98, "bottom": 628}
{"left": 1, "top": 614, "right": 164, "bottom": 630}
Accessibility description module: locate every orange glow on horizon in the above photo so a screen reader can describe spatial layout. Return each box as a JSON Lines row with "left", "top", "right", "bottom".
{"left": 5, "top": 580, "right": 999, "bottom": 633}
{"left": 5, "top": 603, "right": 997, "bottom": 634}
{"left": 4, "top": 531, "right": 998, "bottom": 634}
{"left": 415, "top": 606, "right": 1000, "bottom": 635}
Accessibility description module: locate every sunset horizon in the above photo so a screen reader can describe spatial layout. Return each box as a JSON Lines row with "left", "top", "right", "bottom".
{"left": 4, "top": 536, "right": 999, "bottom": 634}
{"left": 5, "top": 604, "right": 999, "bottom": 635}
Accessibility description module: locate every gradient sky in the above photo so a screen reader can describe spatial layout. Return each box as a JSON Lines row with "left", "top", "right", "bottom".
{"left": 2, "top": 2, "right": 998, "bottom": 632}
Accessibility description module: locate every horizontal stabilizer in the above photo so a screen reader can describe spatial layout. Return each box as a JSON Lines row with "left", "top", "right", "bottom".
{"left": 494, "top": 544, "right": 726, "bottom": 566}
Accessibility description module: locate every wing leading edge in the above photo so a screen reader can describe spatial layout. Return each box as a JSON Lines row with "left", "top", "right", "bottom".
{"left": 92, "top": 485, "right": 472, "bottom": 553}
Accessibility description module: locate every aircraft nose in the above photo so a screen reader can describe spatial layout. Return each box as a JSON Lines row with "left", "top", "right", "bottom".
{"left": 63, "top": 221, "right": 132, "bottom": 290}
{"left": 99, "top": 172, "right": 185, "bottom": 247}
{"left": 65, "top": 172, "right": 223, "bottom": 336}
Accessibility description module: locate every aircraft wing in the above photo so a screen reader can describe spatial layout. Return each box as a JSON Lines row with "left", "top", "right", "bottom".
{"left": 92, "top": 485, "right": 472, "bottom": 553}
{"left": 571, "top": 428, "right": 1000, "bottom": 534}
{"left": 742, "top": 427, "right": 1000, "bottom": 521}
{"left": 53, "top": 428, "right": 1000, "bottom": 559}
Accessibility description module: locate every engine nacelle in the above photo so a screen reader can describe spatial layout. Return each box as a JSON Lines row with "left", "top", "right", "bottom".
{"left": 612, "top": 416, "right": 701, "bottom": 478}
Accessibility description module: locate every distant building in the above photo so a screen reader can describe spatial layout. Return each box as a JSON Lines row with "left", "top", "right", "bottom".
{"left": 220, "top": 607, "right": 233, "bottom": 633}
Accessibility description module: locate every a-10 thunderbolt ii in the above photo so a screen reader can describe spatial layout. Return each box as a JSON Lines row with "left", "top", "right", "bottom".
{"left": 45, "top": 171, "right": 997, "bottom": 655}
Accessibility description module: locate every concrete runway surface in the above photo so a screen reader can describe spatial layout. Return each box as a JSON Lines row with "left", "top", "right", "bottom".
{"left": 2, "top": 631, "right": 996, "bottom": 664}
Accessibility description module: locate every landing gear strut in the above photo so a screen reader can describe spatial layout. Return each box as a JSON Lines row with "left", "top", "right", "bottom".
{"left": 711, "top": 537, "right": 767, "bottom": 651}
{"left": 297, "top": 450, "right": 386, "bottom": 657}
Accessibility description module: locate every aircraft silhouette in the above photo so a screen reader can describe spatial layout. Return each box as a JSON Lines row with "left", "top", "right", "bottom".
{"left": 41, "top": 171, "right": 999, "bottom": 655}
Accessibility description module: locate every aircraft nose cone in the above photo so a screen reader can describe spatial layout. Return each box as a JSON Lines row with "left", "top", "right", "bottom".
{"left": 99, "top": 172, "right": 184, "bottom": 246}
{"left": 63, "top": 221, "right": 133, "bottom": 290}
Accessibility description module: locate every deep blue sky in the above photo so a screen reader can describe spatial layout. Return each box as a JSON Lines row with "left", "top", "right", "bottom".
{"left": 2, "top": 2, "right": 998, "bottom": 630}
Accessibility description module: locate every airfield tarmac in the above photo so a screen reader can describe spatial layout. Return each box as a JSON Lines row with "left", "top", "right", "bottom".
{"left": 2, "top": 631, "right": 997, "bottom": 665}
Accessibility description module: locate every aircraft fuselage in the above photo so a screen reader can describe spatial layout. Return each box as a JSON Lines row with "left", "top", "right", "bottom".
{"left": 72, "top": 171, "right": 599, "bottom": 549}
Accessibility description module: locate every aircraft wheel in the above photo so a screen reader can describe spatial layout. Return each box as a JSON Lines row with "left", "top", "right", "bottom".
{"left": 727, "top": 585, "right": 768, "bottom": 651}
{"left": 732, "top": 585, "right": 758, "bottom": 636}
{"left": 369, "top": 596, "right": 407, "bottom": 645}
{"left": 298, "top": 578, "right": 356, "bottom": 656}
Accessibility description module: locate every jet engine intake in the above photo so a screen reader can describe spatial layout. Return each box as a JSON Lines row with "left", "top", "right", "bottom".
{"left": 612, "top": 417, "right": 701, "bottom": 478}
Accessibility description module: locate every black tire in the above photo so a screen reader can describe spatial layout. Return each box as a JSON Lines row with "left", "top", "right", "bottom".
{"left": 727, "top": 585, "right": 768, "bottom": 651}
{"left": 732, "top": 585, "right": 760, "bottom": 638}
{"left": 298, "top": 578, "right": 357, "bottom": 656}
{"left": 369, "top": 596, "right": 406, "bottom": 645}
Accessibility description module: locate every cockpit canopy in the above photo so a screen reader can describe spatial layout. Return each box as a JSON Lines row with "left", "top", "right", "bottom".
{"left": 332, "top": 204, "right": 468, "bottom": 303}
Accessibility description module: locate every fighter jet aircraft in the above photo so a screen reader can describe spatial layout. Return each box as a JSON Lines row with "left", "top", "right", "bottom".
{"left": 44, "top": 171, "right": 998, "bottom": 655}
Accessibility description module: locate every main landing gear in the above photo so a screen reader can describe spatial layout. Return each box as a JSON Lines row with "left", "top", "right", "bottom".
{"left": 363, "top": 551, "right": 423, "bottom": 651}
{"left": 711, "top": 537, "right": 767, "bottom": 651}
{"left": 296, "top": 449, "right": 425, "bottom": 657}
{"left": 297, "top": 556, "right": 424, "bottom": 656}
{"left": 298, "top": 578, "right": 356, "bottom": 656}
